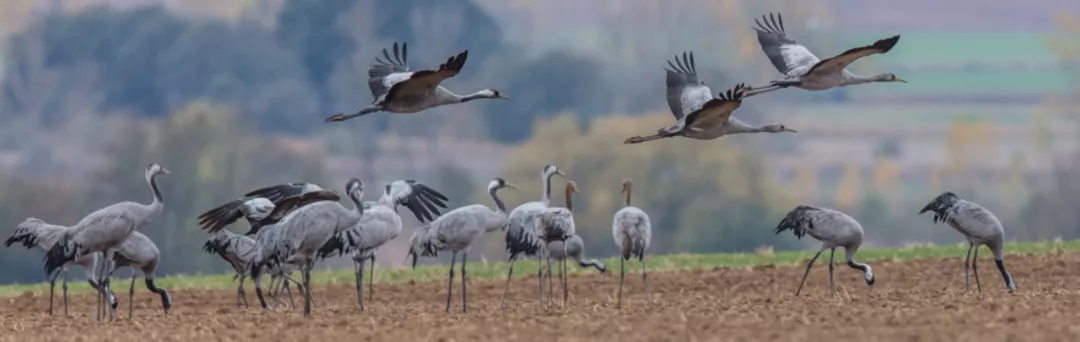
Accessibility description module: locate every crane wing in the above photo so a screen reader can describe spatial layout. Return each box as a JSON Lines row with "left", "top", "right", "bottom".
{"left": 243, "top": 182, "right": 325, "bottom": 205}
{"left": 805, "top": 35, "right": 900, "bottom": 76}
{"left": 752, "top": 12, "right": 820, "bottom": 77}
{"left": 268, "top": 190, "right": 341, "bottom": 221}
{"left": 197, "top": 198, "right": 247, "bottom": 233}
{"left": 384, "top": 180, "right": 450, "bottom": 223}
{"left": 682, "top": 83, "right": 748, "bottom": 130}
{"left": 368, "top": 41, "right": 413, "bottom": 100}
{"left": 381, "top": 50, "right": 469, "bottom": 103}
{"left": 664, "top": 51, "right": 714, "bottom": 121}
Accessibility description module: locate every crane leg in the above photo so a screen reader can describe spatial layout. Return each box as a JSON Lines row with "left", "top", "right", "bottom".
{"left": 461, "top": 252, "right": 468, "bottom": 313}
{"left": 972, "top": 245, "right": 982, "bottom": 292}
{"left": 368, "top": 255, "right": 375, "bottom": 303}
{"left": 355, "top": 260, "right": 365, "bottom": 311}
{"left": 537, "top": 252, "right": 545, "bottom": 307}
{"left": 303, "top": 261, "right": 313, "bottom": 317}
{"left": 445, "top": 252, "right": 456, "bottom": 312}
{"left": 994, "top": 259, "right": 1016, "bottom": 293}
{"left": 252, "top": 265, "right": 270, "bottom": 309}
{"left": 617, "top": 257, "right": 625, "bottom": 309}
{"left": 499, "top": 258, "right": 516, "bottom": 310}
{"left": 642, "top": 255, "right": 650, "bottom": 309}
{"left": 48, "top": 270, "right": 58, "bottom": 316}
{"left": 129, "top": 270, "right": 136, "bottom": 319}
{"left": 963, "top": 244, "right": 973, "bottom": 292}
{"left": 795, "top": 249, "right": 826, "bottom": 296}
{"left": 562, "top": 258, "right": 569, "bottom": 307}
{"left": 546, "top": 256, "right": 553, "bottom": 295}
{"left": 828, "top": 248, "right": 836, "bottom": 295}
{"left": 63, "top": 270, "right": 70, "bottom": 316}
{"left": 237, "top": 273, "right": 248, "bottom": 308}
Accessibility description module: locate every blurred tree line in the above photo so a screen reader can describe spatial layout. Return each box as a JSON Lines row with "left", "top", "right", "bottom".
{"left": 0, "top": 0, "right": 617, "bottom": 143}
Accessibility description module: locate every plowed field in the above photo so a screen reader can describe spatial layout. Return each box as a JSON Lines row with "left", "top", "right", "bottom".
{"left": 3, "top": 252, "right": 1080, "bottom": 342}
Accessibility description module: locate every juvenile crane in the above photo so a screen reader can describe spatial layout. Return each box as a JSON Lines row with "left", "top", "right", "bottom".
{"left": 106, "top": 231, "right": 170, "bottom": 317}
{"left": 4, "top": 217, "right": 110, "bottom": 315}
{"left": 44, "top": 163, "right": 169, "bottom": 321}
{"left": 316, "top": 179, "right": 450, "bottom": 311}
{"left": 324, "top": 41, "right": 508, "bottom": 122}
{"left": 405, "top": 177, "right": 519, "bottom": 312}
{"left": 624, "top": 52, "right": 795, "bottom": 144}
{"left": 919, "top": 191, "right": 1016, "bottom": 293}
{"left": 543, "top": 235, "right": 607, "bottom": 295}
{"left": 500, "top": 164, "right": 566, "bottom": 308}
{"left": 774, "top": 205, "right": 875, "bottom": 296}
{"left": 534, "top": 181, "right": 580, "bottom": 306}
{"left": 747, "top": 12, "right": 905, "bottom": 96}
{"left": 612, "top": 178, "right": 652, "bottom": 308}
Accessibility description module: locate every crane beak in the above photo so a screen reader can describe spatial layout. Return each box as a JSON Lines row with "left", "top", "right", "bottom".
{"left": 498, "top": 94, "right": 510, "bottom": 100}
{"left": 555, "top": 170, "right": 567, "bottom": 178}
{"left": 505, "top": 183, "right": 521, "bottom": 190}
{"left": 895, "top": 77, "right": 907, "bottom": 83}
{"left": 784, "top": 127, "right": 798, "bottom": 133}
{"left": 160, "top": 167, "right": 171, "bottom": 175}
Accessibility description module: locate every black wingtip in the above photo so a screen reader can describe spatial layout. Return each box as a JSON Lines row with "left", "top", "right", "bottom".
{"left": 874, "top": 35, "right": 901, "bottom": 54}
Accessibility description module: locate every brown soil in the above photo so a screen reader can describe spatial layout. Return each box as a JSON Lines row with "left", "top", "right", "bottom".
{"left": 3, "top": 252, "right": 1080, "bottom": 342}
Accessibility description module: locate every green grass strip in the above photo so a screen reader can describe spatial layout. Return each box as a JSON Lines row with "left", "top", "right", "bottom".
{"left": 2, "top": 239, "right": 1076, "bottom": 297}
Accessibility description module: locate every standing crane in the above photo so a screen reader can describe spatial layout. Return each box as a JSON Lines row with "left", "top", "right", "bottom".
{"left": 105, "top": 231, "right": 170, "bottom": 317}
{"left": 405, "top": 177, "right": 519, "bottom": 312}
{"left": 746, "top": 12, "right": 905, "bottom": 96}
{"left": 919, "top": 191, "right": 1016, "bottom": 293}
{"left": 44, "top": 163, "right": 169, "bottom": 321}
{"left": 324, "top": 41, "right": 508, "bottom": 123}
{"left": 534, "top": 181, "right": 580, "bottom": 306}
{"left": 612, "top": 178, "right": 652, "bottom": 308}
{"left": 316, "top": 179, "right": 450, "bottom": 311}
{"left": 774, "top": 205, "right": 875, "bottom": 296}
{"left": 4, "top": 217, "right": 110, "bottom": 316}
{"left": 623, "top": 52, "right": 795, "bottom": 144}
{"left": 500, "top": 164, "right": 566, "bottom": 309}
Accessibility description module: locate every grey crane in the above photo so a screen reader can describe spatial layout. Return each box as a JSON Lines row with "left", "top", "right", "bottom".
{"left": 500, "top": 164, "right": 566, "bottom": 309}
{"left": 404, "top": 177, "right": 519, "bottom": 312}
{"left": 534, "top": 181, "right": 580, "bottom": 306}
{"left": 202, "top": 229, "right": 258, "bottom": 307}
{"left": 44, "top": 163, "right": 169, "bottom": 321}
{"left": 105, "top": 231, "right": 170, "bottom": 317}
{"left": 543, "top": 235, "right": 606, "bottom": 295}
{"left": 316, "top": 179, "right": 450, "bottom": 311}
{"left": 623, "top": 53, "right": 796, "bottom": 145}
{"left": 774, "top": 205, "right": 875, "bottom": 296}
{"left": 4, "top": 218, "right": 110, "bottom": 315}
{"left": 612, "top": 178, "right": 652, "bottom": 308}
{"left": 746, "top": 12, "right": 905, "bottom": 96}
{"left": 919, "top": 191, "right": 1016, "bottom": 293}
{"left": 198, "top": 182, "right": 326, "bottom": 236}
{"left": 324, "top": 41, "right": 508, "bottom": 123}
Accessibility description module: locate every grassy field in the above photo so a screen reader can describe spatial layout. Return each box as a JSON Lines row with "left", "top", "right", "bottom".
{"left": 1, "top": 239, "right": 1077, "bottom": 297}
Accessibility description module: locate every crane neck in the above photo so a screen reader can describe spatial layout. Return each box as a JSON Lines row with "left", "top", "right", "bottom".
{"left": 564, "top": 186, "right": 574, "bottom": 212}
{"left": 348, "top": 190, "right": 365, "bottom": 217}
{"left": 541, "top": 172, "right": 555, "bottom": 207}
{"left": 489, "top": 187, "right": 507, "bottom": 214}
{"left": 624, "top": 186, "right": 632, "bottom": 207}
{"left": 145, "top": 171, "right": 163, "bottom": 209}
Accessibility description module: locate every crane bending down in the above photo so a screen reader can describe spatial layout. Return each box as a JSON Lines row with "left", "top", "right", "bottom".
{"left": 202, "top": 229, "right": 258, "bottom": 307}
{"left": 406, "top": 177, "right": 519, "bottom": 312}
{"left": 44, "top": 163, "right": 169, "bottom": 322}
{"left": 534, "top": 181, "right": 580, "bottom": 306}
{"left": 612, "top": 178, "right": 652, "bottom": 308}
{"left": 315, "top": 179, "right": 450, "bottom": 311}
{"left": 774, "top": 205, "right": 875, "bottom": 296}
{"left": 624, "top": 52, "right": 795, "bottom": 144}
{"left": 746, "top": 12, "right": 905, "bottom": 96}
{"left": 544, "top": 235, "right": 606, "bottom": 295}
{"left": 324, "top": 41, "right": 508, "bottom": 123}
{"left": 4, "top": 218, "right": 111, "bottom": 315}
{"left": 500, "top": 164, "right": 566, "bottom": 309}
{"left": 919, "top": 191, "right": 1016, "bottom": 293}
{"left": 105, "top": 231, "right": 170, "bottom": 317}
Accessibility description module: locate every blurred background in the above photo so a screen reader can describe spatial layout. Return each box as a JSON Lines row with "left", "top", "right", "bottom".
{"left": 0, "top": 0, "right": 1078, "bottom": 284}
